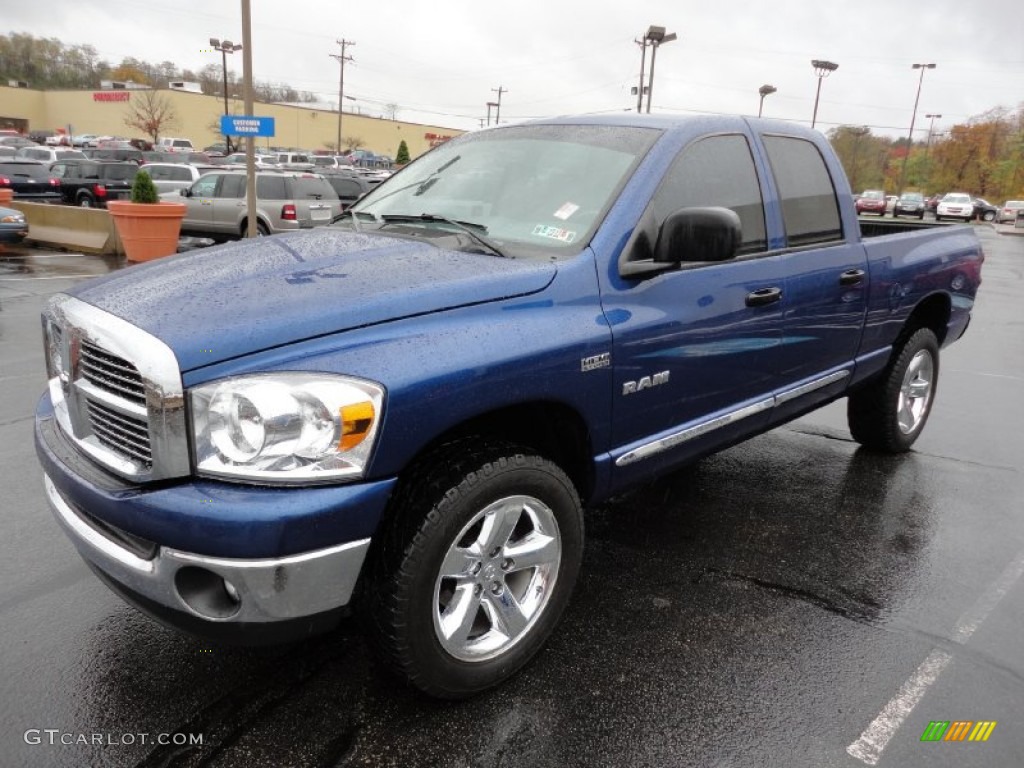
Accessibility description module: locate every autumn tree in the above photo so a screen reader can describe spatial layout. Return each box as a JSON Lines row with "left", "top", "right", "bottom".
{"left": 123, "top": 89, "right": 179, "bottom": 143}
{"left": 343, "top": 135, "right": 365, "bottom": 151}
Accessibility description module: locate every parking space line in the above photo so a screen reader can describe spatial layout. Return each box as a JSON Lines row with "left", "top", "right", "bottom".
{"left": 846, "top": 549, "right": 1024, "bottom": 765}
{"left": 0, "top": 275, "right": 100, "bottom": 280}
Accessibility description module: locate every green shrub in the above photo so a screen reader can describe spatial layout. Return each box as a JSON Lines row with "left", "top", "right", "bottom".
{"left": 131, "top": 170, "right": 159, "bottom": 204}
{"left": 395, "top": 139, "right": 410, "bottom": 165}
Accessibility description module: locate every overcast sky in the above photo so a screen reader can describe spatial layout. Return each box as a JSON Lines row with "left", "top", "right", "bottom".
{"left": 8, "top": 0, "right": 1024, "bottom": 138}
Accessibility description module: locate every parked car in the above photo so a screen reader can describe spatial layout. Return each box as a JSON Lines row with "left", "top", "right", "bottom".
{"left": 83, "top": 148, "right": 144, "bottom": 165}
{"left": 312, "top": 155, "right": 354, "bottom": 171}
{"left": 139, "top": 163, "right": 220, "bottom": 194}
{"left": 275, "top": 152, "right": 315, "bottom": 170}
{"left": 28, "top": 130, "right": 56, "bottom": 145}
{"left": 14, "top": 146, "right": 87, "bottom": 163}
{"left": 0, "top": 204, "right": 28, "bottom": 244}
{"left": 170, "top": 169, "right": 340, "bottom": 240}
{"left": 855, "top": 189, "right": 887, "bottom": 216}
{"left": 892, "top": 192, "right": 926, "bottom": 219}
{"left": 935, "top": 192, "right": 974, "bottom": 222}
{"left": 223, "top": 153, "right": 279, "bottom": 167}
{"left": 996, "top": 200, "right": 1024, "bottom": 224}
{"left": 140, "top": 151, "right": 180, "bottom": 165}
{"left": 156, "top": 137, "right": 195, "bottom": 153}
{"left": 71, "top": 134, "right": 99, "bottom": 148}
{"left": 971, "top": 198, "right": 997, "bottom": 222}
{"left": 885, "top": 195, "right": 898, "bottom": 214}
{"left": 320, "top": 169, "right": 372, "bottom": 210}
{"left": 0, "top": 136, "right": 36, "bottom": 150}
{"left": 48, "top": 159, "right": 137, "bottom": 207}
{"left": 35, "top": 114, "right": 985, "bottom": 699}
{"left": 0, "top": 160, "right": 62, "bottom": 202}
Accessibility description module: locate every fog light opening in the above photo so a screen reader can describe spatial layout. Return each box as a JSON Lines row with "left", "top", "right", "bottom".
{"left": 174, "top": 566, "right": 242, "bottom": 620}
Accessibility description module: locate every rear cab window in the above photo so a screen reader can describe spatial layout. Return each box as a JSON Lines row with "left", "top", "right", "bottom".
{"left": 761, "top": 136, "right": 843, "bottom": 246}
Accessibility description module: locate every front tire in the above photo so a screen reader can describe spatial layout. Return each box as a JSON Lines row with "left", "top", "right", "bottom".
{"left": 848, "top": 327, "right": 939, "bottom": 453}
{"left": 982, "top": 211, "right": 995, "bottom": 222}
{"left": 368, "top": 439, "right": 583, "bottom": 699}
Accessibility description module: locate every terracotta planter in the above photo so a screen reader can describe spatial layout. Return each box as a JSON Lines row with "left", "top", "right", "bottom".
{"left": 0, "top": 189, "right": 13, "bottom": 206}
{"left": 107, "top": 200, "right": 187, "bottom": 262}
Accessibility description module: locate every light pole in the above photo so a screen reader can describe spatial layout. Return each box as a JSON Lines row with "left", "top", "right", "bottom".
{"left": 758, "top": 84, "right": 777, "bottom": 118}
{"left": 644, "top": 25, "right": 676, "bottom": 114}
{"left": 209, "top": 38, "right": 242, "bottom": 152}
{"left": 898, "top": 63, "right": 936, "bottom": 194}
{"left": 810, "top": 59, "right": 838, "bottom": 129}
{"left": 924, "top": 113, "right": 942, "bottom": 158}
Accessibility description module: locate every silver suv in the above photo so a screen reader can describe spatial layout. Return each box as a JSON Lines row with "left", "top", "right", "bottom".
{"left": 172, "top": 170, "right": 339, "bottom": 240}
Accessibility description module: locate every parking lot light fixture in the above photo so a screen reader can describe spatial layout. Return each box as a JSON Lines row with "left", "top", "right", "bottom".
{"left": 898, "top": 63, "right": 936, "bottom": 194}
{"left": 644, "top": 25, "right": 676, "bottom": 114}
{"left": 810, "top": 59, "right": 838, "bottom": 129}
{"left": 758, "top": 84, "right": 777, "bottom": 118}
{"left": 210, "top": 38, "right": 243, "bottom": 153}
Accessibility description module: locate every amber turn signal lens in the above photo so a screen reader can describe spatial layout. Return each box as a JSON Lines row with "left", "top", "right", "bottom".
{"left": 340, "top": 401, "right": 375, "bottom": 451}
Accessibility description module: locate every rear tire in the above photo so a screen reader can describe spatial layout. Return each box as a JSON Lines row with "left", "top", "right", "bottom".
{"left": 848, "top": 328, "right": 939, "bottom": 453}
{"left": 367, "top": 439, "right": 583, "bottom": 699}
{"left": 77, "top": 195, "right": 94, "bottom": 208}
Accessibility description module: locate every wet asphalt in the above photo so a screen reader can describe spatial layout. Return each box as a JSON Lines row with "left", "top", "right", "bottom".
{"left": 0, "top": 225, "right": 1022, "bottom": 768}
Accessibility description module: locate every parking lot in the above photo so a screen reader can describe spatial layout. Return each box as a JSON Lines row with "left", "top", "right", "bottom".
{"left": 1, "top": 224, "right": 1022, "bottom": 768}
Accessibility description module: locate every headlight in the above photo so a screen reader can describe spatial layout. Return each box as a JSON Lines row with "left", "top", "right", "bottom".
{"left": 1, "top": 214, "right": 25, "bottom": 224}
{"left": 190, "top": 373, "right": 385, "bottom": 484}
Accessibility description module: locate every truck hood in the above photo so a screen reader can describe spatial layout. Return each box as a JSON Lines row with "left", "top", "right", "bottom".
{"left": 70, "top": 229, "right": 556, "bottom": 371}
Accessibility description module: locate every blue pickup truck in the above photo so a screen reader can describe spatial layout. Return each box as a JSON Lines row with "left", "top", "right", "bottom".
{"left": 35, "top": 115, "right": 984, "bottom": 698}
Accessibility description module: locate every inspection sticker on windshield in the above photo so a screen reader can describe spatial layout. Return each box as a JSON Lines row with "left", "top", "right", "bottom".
{"left": 553, "top": 202, "right": 580, "bottom": 220}
{"left": 532, "top": 224, "right": 576, "bottom": 243}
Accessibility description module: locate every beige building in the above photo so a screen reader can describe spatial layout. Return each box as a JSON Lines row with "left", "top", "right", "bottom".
{"left": 0, "top": 84, "right": 463, "bottom": 160}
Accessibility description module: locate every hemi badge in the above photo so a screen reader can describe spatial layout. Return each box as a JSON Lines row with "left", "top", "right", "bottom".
{"left": 581, "top": 352, "right": 611, "bottom": 372}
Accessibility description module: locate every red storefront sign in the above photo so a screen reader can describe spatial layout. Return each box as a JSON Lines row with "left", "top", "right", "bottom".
{"left": 93, "top": 92, "right": 130, "bottom": 102}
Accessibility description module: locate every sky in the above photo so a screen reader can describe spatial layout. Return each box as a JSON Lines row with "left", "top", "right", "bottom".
{"left": 7, "top": 0, "right": 1024, "bottom": 139}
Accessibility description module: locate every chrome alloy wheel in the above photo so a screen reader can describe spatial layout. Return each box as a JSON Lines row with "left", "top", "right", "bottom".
{"left": 897, "top": 349, "right": 934, "bottom": 434}
{"left": 432, "top": 494, "right": 561, "bottom": 662}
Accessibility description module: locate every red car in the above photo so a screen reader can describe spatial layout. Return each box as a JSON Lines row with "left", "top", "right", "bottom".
{"left": 855, "top": 189, "right": 887, "bottom": 216}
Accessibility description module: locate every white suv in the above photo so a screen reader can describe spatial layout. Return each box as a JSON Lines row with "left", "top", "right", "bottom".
{"left": 14, "top": 146, "right": 87, "bottom": 163}
{"left": 935, "top": 192, "right": 974, "bottom": 223}
{"left": 156, "top": 137, "right": 195, "bottom": 153}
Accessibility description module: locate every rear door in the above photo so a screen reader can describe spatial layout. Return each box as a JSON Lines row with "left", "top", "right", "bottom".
{"left": 755, "top": 134, "right": 868, "bottom": 419}
{"left": 209, "top": 174, "right": 247, "bottom": 236}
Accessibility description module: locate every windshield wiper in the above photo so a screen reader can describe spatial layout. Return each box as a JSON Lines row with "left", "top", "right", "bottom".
{"left": 330, "top": 209, "right": 379, "bottom": 229}
{"left": 359, "top": 155, "right": 461, "bottom": 208}
{"left": 379, "top": 214, "right": 509, "bottom": 258}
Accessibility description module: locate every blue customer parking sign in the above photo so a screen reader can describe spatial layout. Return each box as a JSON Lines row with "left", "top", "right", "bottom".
{"left": 220, "top": 115, "right": 275, "bottom": 137}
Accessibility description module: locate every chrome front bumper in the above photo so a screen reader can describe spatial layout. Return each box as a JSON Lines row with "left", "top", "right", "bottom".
{"left": 45, "top": 474, "right": 370, "bottom": 626}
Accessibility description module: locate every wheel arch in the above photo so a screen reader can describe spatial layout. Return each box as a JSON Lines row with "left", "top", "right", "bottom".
{"left": 902, "top": 292, "right": 952, "bottom": 347}
{"left": 403, "top": 400, "right": 596, "bottom": 504}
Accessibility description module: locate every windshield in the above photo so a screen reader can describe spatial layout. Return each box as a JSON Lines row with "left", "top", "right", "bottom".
{"left": 347, "top": 123, "right": 659, "bottom": 258}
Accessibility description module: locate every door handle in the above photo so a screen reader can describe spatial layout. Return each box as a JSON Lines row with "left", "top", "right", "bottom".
{"left": 839, "top": 268, "right": 866, "bottom": 286}
{"left": 745, "top": 287, "right": 783, "bottom": 307}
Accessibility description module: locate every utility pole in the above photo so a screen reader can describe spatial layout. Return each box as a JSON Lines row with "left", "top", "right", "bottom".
{"left": 634, "top": 36, "right": 648, "bottom": 114}
{"left": 486, "top": 101, "right": 498, "bottom": 126}
{"left": 330, "top": 39, "right": 355, "bottom": 152}
{"left": 491, "top": 86, "right": 506, "bottom": 125}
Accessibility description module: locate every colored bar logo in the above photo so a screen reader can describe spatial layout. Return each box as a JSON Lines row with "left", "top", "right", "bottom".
{"left": 921, "top": 721, "right": 997, "bottom": 742}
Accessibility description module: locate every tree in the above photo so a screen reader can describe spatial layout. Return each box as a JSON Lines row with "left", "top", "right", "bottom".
{"left": 123, "top": 89, "right": 179, "bottom": 143}
{"left": 384, "top": 103, "right": 399, "bottom": 121}
{"left": 343, "top": 135, "right": 365, "bottom": 151}
{"left": 395, "top": 139, "right": 410, "bottom": 164}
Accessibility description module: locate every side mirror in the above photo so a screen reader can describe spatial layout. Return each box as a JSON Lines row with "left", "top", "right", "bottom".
{"left": 654, "top": 206, "right": 742, "bottom": 263}
{"left": 179, "top": 188, "right": 189, "bottom": 197}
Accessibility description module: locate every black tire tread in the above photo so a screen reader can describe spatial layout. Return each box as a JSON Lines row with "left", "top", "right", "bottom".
{"left": 848, "top": 327, "right": 939, "bottom": 453}
{"left": 365, "top": 437, "right": 581, "bottom": 698}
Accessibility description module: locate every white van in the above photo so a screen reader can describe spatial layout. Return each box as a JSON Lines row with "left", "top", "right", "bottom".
{"left": 157, "top": 137, "right": 195, "bottom": 153}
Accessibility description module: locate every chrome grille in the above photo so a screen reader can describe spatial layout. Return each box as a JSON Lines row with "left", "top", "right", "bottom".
{"left": 85, "top": 400, "right": 153, "bottom": 467}
{"left": 46, "top": 294, "right": 190, "bottom": 483}
{"left": 79, "top": 339, "right": 147, "bottom": 405}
